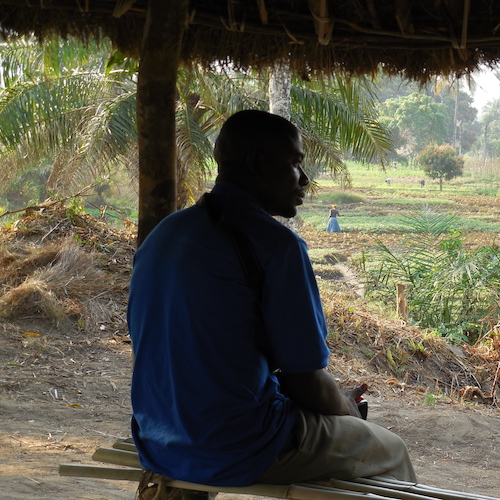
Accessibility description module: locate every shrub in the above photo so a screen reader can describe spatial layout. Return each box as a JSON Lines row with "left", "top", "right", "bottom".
{"left": 358, "top": 207, "right": 500, "bottom": 344}
{"left": 418, "top": 143, "right": 464, "bottom": 191}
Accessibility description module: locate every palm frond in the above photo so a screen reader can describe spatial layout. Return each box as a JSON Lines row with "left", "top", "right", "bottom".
{"left": 290, "top": 75, "right": 392, "bottom": 169}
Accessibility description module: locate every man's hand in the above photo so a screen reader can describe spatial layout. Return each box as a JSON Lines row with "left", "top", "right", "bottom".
{"left": 344, "top": 383, "right": 368, "bottom": 402}
{"left": 343, "top": 383, "right": 368, "bottom": 419}
{"left": 278, "top": 369, "right": 367, "bottom": 417}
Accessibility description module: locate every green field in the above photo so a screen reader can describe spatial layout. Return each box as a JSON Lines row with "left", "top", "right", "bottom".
{"left": 297, "top": 160, "right": 500, "bottom": 345}
{"left": 300, "top": 160, "right": 500, "bottom": 235}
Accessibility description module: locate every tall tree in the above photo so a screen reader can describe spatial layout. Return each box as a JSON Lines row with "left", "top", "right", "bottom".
{"left": 268, "top": 65, "right": 291, "bottom": 120}
{"left": 475, "top": 99, "right": 500, "bottom": 161}
{"left": 379, "top": 93, "right": 449, "bottom": 164}
{"left": 373, "top": 72, "right": 434, "bottom": 102}
{"left": 432, "top": 77, "right": 479, "bottom": 154}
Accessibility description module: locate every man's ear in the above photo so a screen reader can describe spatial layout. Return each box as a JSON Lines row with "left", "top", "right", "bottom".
{"left": 246, "top": 151, "right": 261, "bottom": 177}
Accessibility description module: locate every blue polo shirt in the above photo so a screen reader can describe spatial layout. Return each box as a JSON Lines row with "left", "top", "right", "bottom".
{"left": 128, "top": 182, "right": 330, "bottom": 486}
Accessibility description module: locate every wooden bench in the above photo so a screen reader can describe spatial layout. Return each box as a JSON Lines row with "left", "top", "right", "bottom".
{"left": 59, "top": 439, "right": 499, "bottom": 500}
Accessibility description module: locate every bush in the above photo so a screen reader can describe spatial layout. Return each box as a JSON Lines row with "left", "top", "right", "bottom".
{"left": 357, "top": 207, "right": 500, "bottom": 344}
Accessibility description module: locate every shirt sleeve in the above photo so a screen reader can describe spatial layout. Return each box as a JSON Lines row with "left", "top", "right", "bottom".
{"left": 260, "top": 235, "right": 330, "bottom": 373}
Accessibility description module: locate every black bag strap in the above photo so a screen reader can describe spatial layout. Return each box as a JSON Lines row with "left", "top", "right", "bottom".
{"left": 197, "top": 192, "right": 276, "bottom": 368}
{"left": 197, "top": 193, "right": 264, "bottom": 300}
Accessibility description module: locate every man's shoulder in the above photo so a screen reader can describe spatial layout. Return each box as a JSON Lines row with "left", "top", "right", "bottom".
{"left": 153, "top": 204, "right": 202, "bottom": 230}
{"left": 246, "top": 215, "right": 308, "bottom": 267}
{"left": 136, "top": 204, "right": 204, "bottom": 253}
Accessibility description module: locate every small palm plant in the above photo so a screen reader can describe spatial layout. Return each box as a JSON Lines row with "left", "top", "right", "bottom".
{"left": 359, "top": 206, "right": 500, "bottom": 344}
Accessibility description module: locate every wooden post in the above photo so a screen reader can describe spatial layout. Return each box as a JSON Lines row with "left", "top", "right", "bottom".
{"left": 136, "top": 0, "right": 189, "bottom": 247}
{"left": 396, "top": 283, "right": 409, "bottom": 322}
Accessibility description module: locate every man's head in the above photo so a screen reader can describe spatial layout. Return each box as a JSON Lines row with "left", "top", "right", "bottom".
{"left": 214, "top": 110, "right": 309, "bottom": 218}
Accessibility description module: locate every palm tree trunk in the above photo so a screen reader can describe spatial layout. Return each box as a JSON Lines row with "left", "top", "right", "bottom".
{"left": 136, "top": 0, "right": 188, "bottom": 247}
{"left": 269, "top": 65, "right": 291, "bottom": 120}
{"left": 269, "top": 64, "right": 299, "bottom": 231}
{"left": 483, "top": 121, "right": 490, "bottom": 168}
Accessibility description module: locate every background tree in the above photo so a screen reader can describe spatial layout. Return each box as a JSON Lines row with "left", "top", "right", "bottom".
{"left": 437, "top": 89, "right": 479, "bottom": 154}
{"left": 374, "top": 75, "right": 480, "bottom": 165}
{"left": 418, "top": 143, "right": 464, "bottom": 190}
{"left": 373, "top": 72, "right": 434, "bottom": 102}
{"left": 378, "top": 93, "right": 449, "bottom": 165}
{"left": 473, "top": 98, "right": 500, "bottom": 162}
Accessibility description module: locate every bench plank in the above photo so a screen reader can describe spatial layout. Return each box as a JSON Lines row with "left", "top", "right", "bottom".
{"left": 59, "top": 440, "right": 500, "bottom": 500}
{"left": 112, "top": 439, "right": 137, "bottom": 452}
{"left": 353, "top": 479, "right": 500, "bottom": 500}
{"left": 92, "top": 447, "right": 142, "bottom": 468}
{"left": 59, "top": 464, "right": 142, "bottom": 481}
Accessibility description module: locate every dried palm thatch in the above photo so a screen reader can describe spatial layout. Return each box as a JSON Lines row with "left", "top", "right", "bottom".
{"left": 0, "top": 1, "right": 499, "bottom": 83}
{"left": 0, "top": 205, "right": 135, "bottom": 332}
{"left": 0, "top": 240, "right": 102, "bottom": 320}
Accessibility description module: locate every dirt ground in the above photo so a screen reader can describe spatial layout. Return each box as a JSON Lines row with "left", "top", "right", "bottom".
{"left": 1, "top": 318, "right": 500, "bottom": 500}
{"left": 1, "top": 206, "right": 499, "bottom": 499}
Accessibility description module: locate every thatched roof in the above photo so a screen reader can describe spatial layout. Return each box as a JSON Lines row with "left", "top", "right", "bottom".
{"left": 1, "top": 1, "right": 500, "bottom": 83}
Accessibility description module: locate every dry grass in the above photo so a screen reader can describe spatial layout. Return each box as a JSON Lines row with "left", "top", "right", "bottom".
{"left": 0, "top": 240, "right": 101, "bottom": 320}
{"left": 0, "top": 203, "right": 498, "bottom": 405}
{"left": 0, "top": 205, "right": 135, "bottom": 334}
{"left": 309, "top": 230, "right": 500, "bottom": 403}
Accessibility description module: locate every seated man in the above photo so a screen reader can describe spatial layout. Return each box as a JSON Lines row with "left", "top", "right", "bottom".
{"left": 128, "top": 110, "right": 416, "bottom": 487}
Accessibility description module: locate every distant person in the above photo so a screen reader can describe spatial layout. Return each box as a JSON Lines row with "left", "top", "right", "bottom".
{"left": 326, "top": 204, "right": 341, "bottom": 232}
{"left": 419, "top": 179, "right": 425, "bottom": 187}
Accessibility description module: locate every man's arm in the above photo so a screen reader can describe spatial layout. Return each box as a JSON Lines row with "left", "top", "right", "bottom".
{"left": 278, "top": 369, "right": 363, "bottom": 417}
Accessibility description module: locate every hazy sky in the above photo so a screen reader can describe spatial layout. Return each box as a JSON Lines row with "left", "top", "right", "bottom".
{"left": 470, "top": 67, "right": 500, "bottom": 115}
